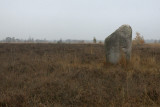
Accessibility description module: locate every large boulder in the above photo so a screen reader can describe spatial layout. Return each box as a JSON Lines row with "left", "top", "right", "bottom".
{"left": 104, "top": 24, "right": 132, "bottom": 64}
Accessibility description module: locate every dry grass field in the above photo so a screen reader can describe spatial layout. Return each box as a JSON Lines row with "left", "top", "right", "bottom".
{"left": 0, "top": 43, "right": 160, "bottom": 107}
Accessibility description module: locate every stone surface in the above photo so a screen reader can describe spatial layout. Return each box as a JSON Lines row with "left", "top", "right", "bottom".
{"left": 104, "top": 24, "right": 132, "bottom": 64}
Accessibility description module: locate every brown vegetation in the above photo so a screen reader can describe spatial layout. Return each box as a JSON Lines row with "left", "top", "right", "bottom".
{"left": 132, "top": 32, "right": 145, "bottom": 45}
{"left": 0, "top": 43, "right": 160, "bottom": 107}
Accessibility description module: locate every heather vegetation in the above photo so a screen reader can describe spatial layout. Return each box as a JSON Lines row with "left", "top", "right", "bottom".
{"left": 0, "top": 43, "right": 160, "bottom": 107}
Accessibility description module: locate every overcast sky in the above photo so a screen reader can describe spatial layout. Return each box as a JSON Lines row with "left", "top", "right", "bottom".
{"left": 0, "top": 0, "right": 160, "bottom": 40}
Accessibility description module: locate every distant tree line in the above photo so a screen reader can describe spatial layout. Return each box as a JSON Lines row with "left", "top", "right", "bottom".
{"left": 0, "top": 37, "right": 50, "bottom": 43}
{"left": 0, "top": 37, "right": 94, "bottom": 43}
{"left": 0, "top": 36, "right": 159, "bottom": 44}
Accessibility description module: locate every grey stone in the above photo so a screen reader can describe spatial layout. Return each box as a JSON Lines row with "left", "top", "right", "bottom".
{"left": 104, "top": 24, "right": 132, "bottom": 64}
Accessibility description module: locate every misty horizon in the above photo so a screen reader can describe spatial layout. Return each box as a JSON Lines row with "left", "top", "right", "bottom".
{"left": 0, "top": 0, "right": 160, "bottom": 40}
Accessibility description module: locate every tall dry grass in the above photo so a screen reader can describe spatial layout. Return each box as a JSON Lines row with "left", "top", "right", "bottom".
{"left": 0, "top": 43, "right": 160, "bottom": 107}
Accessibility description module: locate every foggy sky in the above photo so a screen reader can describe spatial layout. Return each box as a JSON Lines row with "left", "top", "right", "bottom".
{"left": 0, "top": 0, "right": 160, "bottom": 40}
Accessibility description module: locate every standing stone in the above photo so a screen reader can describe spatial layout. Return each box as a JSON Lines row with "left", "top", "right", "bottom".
{"left": 104, "top": 24, "right": 132, "bottom": 64}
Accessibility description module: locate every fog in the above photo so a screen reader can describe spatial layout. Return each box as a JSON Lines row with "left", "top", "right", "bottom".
{"left": 0, "top": 0, "right": 160, "bottom": 40}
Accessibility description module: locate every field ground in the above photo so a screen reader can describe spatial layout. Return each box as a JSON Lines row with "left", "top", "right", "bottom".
{"left": 0, "top": 43, "right": 160, "bottom": 107}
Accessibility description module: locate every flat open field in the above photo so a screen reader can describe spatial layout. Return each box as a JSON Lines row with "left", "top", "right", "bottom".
{"left": 0, "top": 43, "right": 160, "bottom": 107}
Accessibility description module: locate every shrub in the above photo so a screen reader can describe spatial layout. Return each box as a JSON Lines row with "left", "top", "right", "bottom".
{"left": 132, "top": 32, "right": 145, "bottom": 45}
{"left": 93, "top": 37, "right": 96, "bottom": 43}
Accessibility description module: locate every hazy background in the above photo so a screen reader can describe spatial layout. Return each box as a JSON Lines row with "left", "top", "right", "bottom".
{"left": 0, "top": 0, "right": 160, "bottom": 40}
